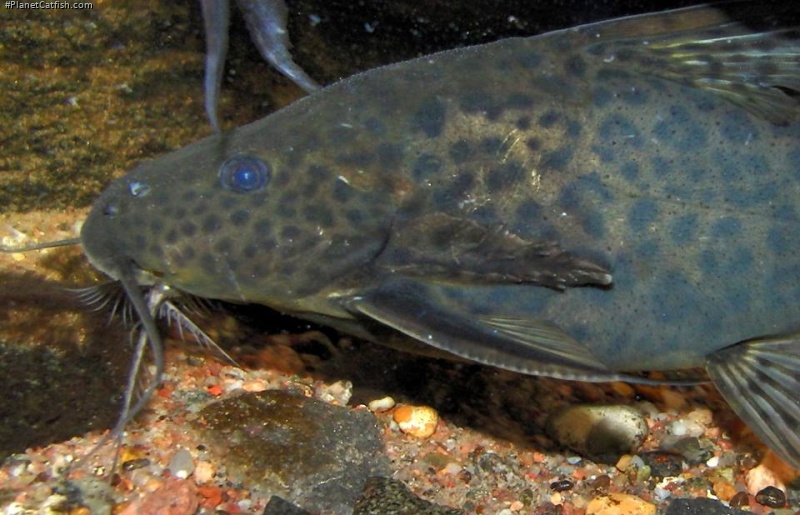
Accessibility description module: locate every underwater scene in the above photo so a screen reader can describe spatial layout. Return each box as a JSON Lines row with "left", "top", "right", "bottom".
{"left": 2, "top": 0, "right": 800, "bottom": 513}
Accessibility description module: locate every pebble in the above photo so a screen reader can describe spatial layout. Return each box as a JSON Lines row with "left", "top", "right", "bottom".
{"left": 639, "top": 452, "right": 683, "bottom": 479}
{"left": 585, "top": 493, "right": 655, "bottom": 515}
{"left": 662, "top": 437, "right": 713, "bottom": 465}
{"left": 193, "top": 460, "right": 215, "bottom": 483}
{"left": 168, "top": 448, "right": 195, "bottom": 479}
{"left": 546, "top": 404, "right": 648, "bottom": 461}
{"left": 746, "top": 463, "right": 785, "bottom": 495}
{"left": 755, "top": 485, "right": 786, "bottom": 508}
{"left": 393, "top": 404, "right": 439, "bottom": 438}
{"left": 367, "top": 396, "right": 396, "bottom": 413}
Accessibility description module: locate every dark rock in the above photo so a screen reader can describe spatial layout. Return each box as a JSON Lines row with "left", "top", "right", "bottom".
{"left": 262, "top": 495, "right": 312, "bottom": 515}
{"left": 639, "top": 452, "right": 683, "bottom": 478}
{"left": 194, "top": 390, "right": 390, "bottom": 514}
{"left": 728, "top": 491, "right": 750, "bottom": 508}
{"left": 755, "top": 485, "right": 786, "bottom": 508}
{"left": 353, "top": 477, "right": 463, "bottom": 515}
{"left": 550, "top": 479, "right": 574, "bottom": 492}
{"left": 665, "top": 497, "right": 749, "bottom": 515}
{"left": 663, "top": 436, "right": 714, "bottom": 465}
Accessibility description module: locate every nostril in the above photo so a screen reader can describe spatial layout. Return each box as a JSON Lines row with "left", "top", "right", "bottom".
{"left": 103, "top": 202, "right": 119, "bottom": 217}
{"left": 129, "top": 181, "right": 151, "bottom": 197}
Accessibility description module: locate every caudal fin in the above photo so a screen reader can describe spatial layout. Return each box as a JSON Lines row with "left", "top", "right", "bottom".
{"left": 706, "top": 334, "right": 800, "bottom": 469}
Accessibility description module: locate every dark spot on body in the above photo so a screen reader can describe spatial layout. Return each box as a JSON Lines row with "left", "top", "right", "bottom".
{"left": 471, "top": 205, "right": 498, "bottom": 224}
{"left": 449, "top": 140, "right": 473, "bottom": 165}
{"left": 651, "top": 104, "right": 707, "bottom": 151}
{"left": 620, "top": 86, "right": 649, "bottom": 106}
{"left": 516, "top": 49, "right": 542, "bottom": 68}
{"left": 516, "top": 116, "right": 531, "bottom": 130}
{"left": 150, "top": 219, "right": 163, "bottom": 235}
{"left": 767, "top": 226, "right": 792, "bottom": 254}
{"left": 230, "top": 209, "right": 250, "bottom": 226}
{"left": 243, "top": 244, "right": 258, "bottom": 259}
{"left": 219, "top": 196, "right": 238, "bottom": 210}
{"left": 459, "top": 91, "right": 502, "bottom": 118}
{"left": 598, "top": 113, "right": 641, "bottom": 148}
{"left": 181, "top": 221, "right": 197, "bottom": 237}
{"left": 592, "top": 87, "right": 612, "bottom": 108}
{"left": 328, "top": 124, "right": 357, "bottom": 145}
{"left": 281, "top": 225, "right": 302, "bottom": 241}
{"left": 540, "top": 147, "right": 574, "bottom": 171}
{"left": 377, "top": 143, "right": 405, "bottom": 169}
{"left": 346, "top": 208, "right": 364, "bottom": 225}
{"left": 650, "top": 156, "right": 672, "bottom": 177}
{"left": 181, "top": 247, "right": 195, "bottom": 261}
{"left": 621, "top": 161, "right": 639, "bottom": 182}
{"left": 181, "top": 190, "right": 198, "bottom": 203}
{"left": 505, "top": 93, "right": 534, "bottom": 109}
{"left": 364, "top": 117, "right": 386, "bottom": 136}
{"left": 579, "top": 207, "right": 606, "bottom": 238}
{"left": 526, "top": 138, "right": 541, "bottom": 151}
{"left": 412, "top": 153, "right": 442, "bottom": 180}
{"left": 412, "top": 96, "right": 447, "bottom": 138}
{"left": 279, "top": 262, "right": 297, "bottom": 277}
{"left": 719, "top": 110, "right": 759, "bottom": 144}
{"left": 304, "top": 205, "right": 335, "bottom": 227}
{"left": 564, "top": 54, "right": 586, "bottom": 77}
{"left": 711, "top": 217, "right": 742, "bottom": 239}
{"left": 214, "top": 237, "right": 233, "bottom": 254}
{"left": 628, "top": 199, "right": 659, "bottom": 233}
{"left": 669, "top": 214, "right": 698, "bottom": 243}
{"left": 591, "top": 144, "right": 614, "bottom": 163}
{"left": 333, "top": 178, "right": 355, "bottom": 203}
{"left": 254, "top": 219, "right": 272, "bottom": 235}
{"left": 636, "top": 239, "right": 660, "bottom": 259}
{"left": 203, "top": 214, "right": 223, "bottom": 233}
{"left": 538, "top": 110, "right": 560, "bottom": 128}
{"left": 165, "top": 229, "right": 178, "bottom": 245}
{"left": 200, "top": 253, "right": 217, "bottom": 275}
{"left": 486, "top": 161, "right": 524, "bottom": 194}
{"left": 278, "top": 194, "right": 297, "bottom": 217}
{"left": 192, "top": 203, "right": 209, "bottom": 216}
{"left": 336, "top": 151, "right": 374, "bottom": 168}
{"left": 515, "top": 199, "right": 542, "bottom": 221}
{"left": 566, "top": 120, "right": 582, "bottom": 138}
{"left": 480, "top": 137, "right": 510, "bottom": 155}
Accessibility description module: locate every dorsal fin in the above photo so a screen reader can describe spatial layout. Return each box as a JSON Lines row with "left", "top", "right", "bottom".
{"left": 580, "top": 2, "right": 800, "bottom": 124}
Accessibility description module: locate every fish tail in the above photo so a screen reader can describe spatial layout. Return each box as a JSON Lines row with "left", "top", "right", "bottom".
{"left": 706, "top": 334, "right": 800, "bottom": 469}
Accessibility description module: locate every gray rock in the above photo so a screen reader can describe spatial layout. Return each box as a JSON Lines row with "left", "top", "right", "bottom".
{"left": 665, "top": 497, "right": 749, "bottom": 515}
{"left": 193, "top": 390, "right": 390, "bottom": 514}
{"left": 353, "top": 476, "right": 463, "bottom": 514}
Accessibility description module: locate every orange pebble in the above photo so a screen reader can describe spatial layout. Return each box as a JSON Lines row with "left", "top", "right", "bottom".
{"left": 393, "top": 404, "right": 439, "bottom": 438}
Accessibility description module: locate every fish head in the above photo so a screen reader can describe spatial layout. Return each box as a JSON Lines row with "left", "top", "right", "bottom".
{"left": 81, "top": 114, "right": 397, "bottom": 316}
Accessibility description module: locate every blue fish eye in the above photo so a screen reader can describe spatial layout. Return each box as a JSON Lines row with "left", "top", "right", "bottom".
{"left": 219, "top": 155, "right": 270, "bottom": 193}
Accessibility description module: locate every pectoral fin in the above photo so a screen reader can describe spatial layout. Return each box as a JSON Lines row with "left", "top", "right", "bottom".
{"left": 348, "top": 277, "right": 631, "bottom": 382}
{"left": 706, "top": 334, "right": 800, "bottom": 469}
{"left": 378, "top": 213, "right": 611, "bottom": 290}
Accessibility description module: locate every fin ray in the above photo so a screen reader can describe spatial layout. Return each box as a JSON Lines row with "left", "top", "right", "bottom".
{"left": 707, "top": 335, "right": 800, "bottom": 468}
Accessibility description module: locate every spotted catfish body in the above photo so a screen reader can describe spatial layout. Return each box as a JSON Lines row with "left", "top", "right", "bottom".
{"left": 82, "top": 4, "right": 800, "bottom": 467}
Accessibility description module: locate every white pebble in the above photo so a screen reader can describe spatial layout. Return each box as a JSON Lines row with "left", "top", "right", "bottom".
{"left": 168, "top": 448, "right": 195, "bottom": 479}
{"left": 368, "top": 396, "right": 396, "bottom": 412}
